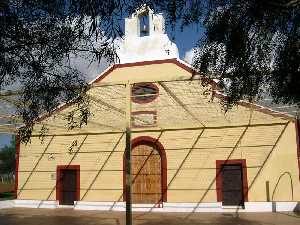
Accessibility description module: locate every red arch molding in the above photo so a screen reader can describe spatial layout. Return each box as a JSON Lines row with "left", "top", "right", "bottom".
{"left": 123, "top": 136, "right": 167, "bottom": 202}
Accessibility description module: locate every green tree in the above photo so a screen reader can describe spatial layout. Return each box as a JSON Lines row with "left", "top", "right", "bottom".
{"left": 0, "top": 0, "right": 299, "bottom": 143}
{"left": 0, "top": 137, "right": 16, "bottom": 174}
{"left": 191, "top": 0, "right": 299, "bottom": 108}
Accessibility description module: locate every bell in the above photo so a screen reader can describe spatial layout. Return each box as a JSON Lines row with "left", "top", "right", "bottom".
{"left": 140, "top": 15, "right": 149, "bottom": 35}
{"left": 141, "top": 24, "right": 148, "bottom": 34}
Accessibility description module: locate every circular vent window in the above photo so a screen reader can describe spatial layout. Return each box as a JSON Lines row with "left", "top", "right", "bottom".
{"left": 132, "top": 83, "right": 159, "bottom": 104}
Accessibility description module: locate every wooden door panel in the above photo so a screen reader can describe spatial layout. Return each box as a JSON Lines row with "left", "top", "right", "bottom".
{"left": 222, "top": 164, "right": 244, "bottom": 206}
{"left": 132, "top": 144, "right": 161, "bottom": 204}
{"left": 61, "top": 170, "right": 77, "bottom": 205}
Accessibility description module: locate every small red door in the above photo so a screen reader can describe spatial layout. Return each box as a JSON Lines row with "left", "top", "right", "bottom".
{"left": 57, "top": 166, "right": 80, "bottom": 205}
{"left": 61, "top": 170, "right": 77, "bottom": 205}
{"left": 221, "top": 164, "right": 244, "bottom": 206}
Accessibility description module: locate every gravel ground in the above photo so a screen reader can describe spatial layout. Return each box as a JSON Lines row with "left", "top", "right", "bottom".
{"left": 0, "top": 208, "right": 300, "bottom": 225}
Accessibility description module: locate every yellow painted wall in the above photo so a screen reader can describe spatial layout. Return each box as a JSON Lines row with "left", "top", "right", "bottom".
{"left": 17, "top": 122, "right": 300, "bottom": 202}
{"left": 97, "top": 62, "right": 192, "bottom": 84}
{"left": 17, "top": 61, "right": 300, "bottom": 203}
{"left": 246, "top": 122, "right": 300, "bottom": 201}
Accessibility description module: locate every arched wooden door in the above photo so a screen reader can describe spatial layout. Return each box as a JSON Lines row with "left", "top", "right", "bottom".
{"left": 131, "top": 143, "right": 162, "bottom": 204}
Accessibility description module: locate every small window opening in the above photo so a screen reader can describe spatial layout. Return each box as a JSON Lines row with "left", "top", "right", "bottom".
{"left": 139, "top": 13, "right": 149, "bottom": 37}
{"left": 132, "top": 83, "right": 159, "bottom": 104}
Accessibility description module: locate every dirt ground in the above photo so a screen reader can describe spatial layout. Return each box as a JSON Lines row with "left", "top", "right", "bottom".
{"left": 0, "top": 208, "right": 300, "bottom": 225}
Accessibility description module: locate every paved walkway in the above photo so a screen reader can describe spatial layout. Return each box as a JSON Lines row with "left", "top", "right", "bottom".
{"left": 0, "top": 208, "right": 300, "bottom": 225}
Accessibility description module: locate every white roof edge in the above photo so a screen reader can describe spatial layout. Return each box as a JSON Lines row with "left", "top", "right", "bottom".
{"left": 35, "top": 58, "right": 295, "bottom": 123}
{"left": 242, "top": 101, "right": 295, "bottom": 119}
{"left": 177, "top": 58, "right": 193, "bottom": 69}
{"left": 175, "top": 60, "right": 294, "bottom": 119}
{"left": 177, "top": 59, "right": 221, "bottom": 83}
{"left": 26, "top": 64, "right": 116, "bottom": 126}
{"left": 214, "top": 91, "right": 295, "bottom": 119}
{"left": 90, "top": 58, "right": 183, "bottom": 85}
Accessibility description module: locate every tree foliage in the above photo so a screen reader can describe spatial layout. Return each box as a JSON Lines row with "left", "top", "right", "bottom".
{"left": 0, "top": 0, "right": 206, "bottom": 143}
{"left": 0, "top": 0, "right": 299, "bottom": 143}
{"left": 0, "top": 137, "right": 16, "bottom": 174}
{"left": 192, "top": 0, "right": 300, "bottom": 108}
{"left": 0, "top": 0, "right": 120, "bottom": 142}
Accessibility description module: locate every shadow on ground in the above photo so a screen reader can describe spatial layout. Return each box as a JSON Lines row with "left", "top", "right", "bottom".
{"left": 134, "top": 213, "right": 264, "bottom": 225}
{"left": 0, "top": 208, "right": 300, "bottom": 225}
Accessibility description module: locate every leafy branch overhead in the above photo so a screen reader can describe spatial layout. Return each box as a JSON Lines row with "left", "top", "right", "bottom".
{"left": 0, "top": 137, "right": 16, "bottom": 174}
{"left": 0, "top": 0, "right": 299, "bottom": 143}
{"left": 192, "top": 0, "right": 299, "bottom": 108}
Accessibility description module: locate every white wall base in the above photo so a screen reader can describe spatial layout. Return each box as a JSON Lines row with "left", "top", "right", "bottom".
{"left": 274, "top": 202, "right": 300, "bottom": 212}
{"left": 74, "top": 201, "right": 124, "bottom": 211}
{"left": 8, "top": 200, "right": 300, "bottom": 212}
{"left": 13, "top": 200, "right": 58, "bottom": 209}
{"left": 74, "top": 201, "right": 300, "bottom": 212}
{"left": 244, "top": 202, "right": 273, "bottom": 212}
{"left": 0, "top": 200, "right": 14, "bottom": 209}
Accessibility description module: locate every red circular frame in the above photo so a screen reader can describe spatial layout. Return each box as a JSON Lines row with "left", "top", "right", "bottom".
{"left": 131, "top": 83, "right": 159, "bottom": 104}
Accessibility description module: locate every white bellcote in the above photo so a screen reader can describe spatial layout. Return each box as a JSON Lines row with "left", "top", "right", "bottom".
{"left": 125, "top": 5, "right": 165, "bottom": 37}
{"left": 116, "top": 5, "right": 179, "bottom": 63}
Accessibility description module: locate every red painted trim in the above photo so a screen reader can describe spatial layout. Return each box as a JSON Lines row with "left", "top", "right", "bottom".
{"left": 131, "top": 111, "right": 157, "bottom": 128}
{"left": 94, "top": 58, "right": 196, "bottom": 84}
{"left": 20, "top": 58, "right": 293, "bottom": 128}
{"left": 117, "top": 58, "right": 180, "bottom": 70}
{"left": 92, "top": 65, "right": 116, "bottom": 83}
{"left": 295, "top": 120, "right": 300, "bottom": 180}
{"left": 36, "top": 102, "right": 74, "bottom": 123}
{"left": 123, "top": 136, "right": 167, "bottom": 202}
{"left": 93, "top": 58, "right": 188, "bottom": 84}
{"left": 131, "top": 83, "right": 159, "bottom": 104}
{"left": 56, "top": 165, "right": 80, "bottom": 205}
{"left": 14, "top": 135, "right": 20, "bottom": 199}
{"left": 29, "top": 59, "right": 180, "bottom": 123}
{"left": 212, "top": 91, "right": 295, "bottom": 121}
{"left": 216, "top": 159, "right": 248, "bottom": 203}
{"left": 21, "top": 58, "right": 293, "bottom": 125}
{"left": 24, "top": 66, "right": 118, "bottom": 124}
{"left": 238, "top": 101, "right": 295, "bottom": 121}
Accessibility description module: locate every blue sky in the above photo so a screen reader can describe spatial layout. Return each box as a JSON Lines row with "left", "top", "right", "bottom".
{"left": 0, "top": 134, "right": 13, "bottom": 149}
{"left": 168, "top": 24, "right": 205, "bottom": 59}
